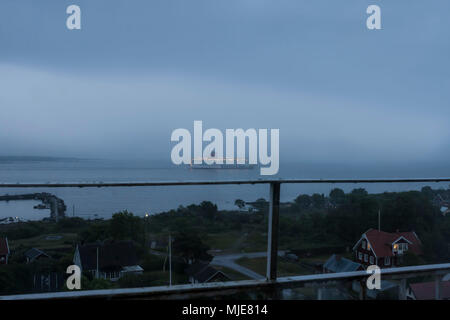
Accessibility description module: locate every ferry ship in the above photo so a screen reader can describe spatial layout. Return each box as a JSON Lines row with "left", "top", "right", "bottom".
{"left": 188, "top": 151, "right": 256, "bottom": 169}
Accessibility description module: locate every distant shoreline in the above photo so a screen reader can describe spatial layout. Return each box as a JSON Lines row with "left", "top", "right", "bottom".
{"left": 0, "top": 156, "right": 84, "bottom": 163}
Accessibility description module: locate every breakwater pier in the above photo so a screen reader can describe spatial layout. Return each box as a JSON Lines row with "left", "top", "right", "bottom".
{"left": 0, "top": 193, "right": 66, "bottom": 220}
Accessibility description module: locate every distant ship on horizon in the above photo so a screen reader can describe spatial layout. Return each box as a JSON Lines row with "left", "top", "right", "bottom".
{"left": 188, "top": 150, "right": 256, "bottom": 170}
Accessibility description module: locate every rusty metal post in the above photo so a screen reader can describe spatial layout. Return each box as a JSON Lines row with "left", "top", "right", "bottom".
{"left": 266, "top": 182, "right": 280, "bottom": 281}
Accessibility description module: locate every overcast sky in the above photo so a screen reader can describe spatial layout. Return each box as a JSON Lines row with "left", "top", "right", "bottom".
{"left": 0, "top": 0, "right": 449, "bottom": 165}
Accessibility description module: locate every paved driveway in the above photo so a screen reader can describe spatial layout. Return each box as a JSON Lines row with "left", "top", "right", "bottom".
{"left": 211, "top": 251, "right": 285, "bottom": 280}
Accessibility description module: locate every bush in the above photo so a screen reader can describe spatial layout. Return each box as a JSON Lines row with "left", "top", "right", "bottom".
{"left": 81, "top": 276, "right": 115, "bottom": 290}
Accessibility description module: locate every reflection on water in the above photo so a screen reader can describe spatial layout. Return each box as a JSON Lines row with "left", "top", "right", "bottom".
{"left": 0, "top": 200, "right": 51, "bottom": 221}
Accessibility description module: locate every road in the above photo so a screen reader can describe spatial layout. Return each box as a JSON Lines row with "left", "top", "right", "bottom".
{"left": 150, "top": 248, "right": 286, "bottom": 280}
{"left": 210, "top": 251, "right": 286, "bottom": 280}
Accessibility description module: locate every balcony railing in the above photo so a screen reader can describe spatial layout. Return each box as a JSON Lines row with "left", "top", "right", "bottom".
{"left": 1, "top": 177, "right": 450, "bottom": 300}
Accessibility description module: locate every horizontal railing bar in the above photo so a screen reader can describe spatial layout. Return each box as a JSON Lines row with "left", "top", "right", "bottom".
{"left": 1, "top": 263, "right": 449, "bottom": 300}
{"left": 0, "top": 178, "right": 450, "bottom": 188}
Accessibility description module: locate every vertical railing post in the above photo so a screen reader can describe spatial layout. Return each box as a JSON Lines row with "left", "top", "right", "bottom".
{"left": 266, "top": 182, "right": 280, "bottom": 281}
{"left": 399, "top": 279, "right": 407, "bottom": 300}
{"left": 435, "top": 275, "right": 441, "bottom": 300}
{"left": 359, "top": 280, "right": 366, "bottom": 300}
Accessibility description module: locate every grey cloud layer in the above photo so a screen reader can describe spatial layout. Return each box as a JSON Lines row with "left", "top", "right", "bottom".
{"left": 0, "top": 1, "right": 449, "bottom": 163}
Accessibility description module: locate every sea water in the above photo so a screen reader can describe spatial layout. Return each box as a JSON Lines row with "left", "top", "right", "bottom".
{"left": 0, "top": 159, "right": 448, "bottom": 220}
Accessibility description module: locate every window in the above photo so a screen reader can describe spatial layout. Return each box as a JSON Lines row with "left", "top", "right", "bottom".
{"left": 394, "top": 242, "right": 409, "bottom": 252}
{"left": 364, "top": 254, "right": 368, "bottom": 262}
{"left": 362, "top": 240, "right": 366, "bottom": 250}
{"left": 370, "top": 256, "right": 374, "bottom": 264}
{"left": 385, "top": 257, "right": 390, "bottom": 265}
{"left": 358, "top": 252, "right": 362, "bottom": 260}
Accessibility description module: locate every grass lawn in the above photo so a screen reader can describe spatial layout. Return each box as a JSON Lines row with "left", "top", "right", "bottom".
{"left": 206, "top": 230, "right": 267, "bottom": 253}
{"left": 9, "top": 233, "right": 78, "bottom": 250}
{"left": 206, "top": 231, "right": 242, "bottom": 252}
{"left": 239, "top": 231, "right": 267, "bottom": 252}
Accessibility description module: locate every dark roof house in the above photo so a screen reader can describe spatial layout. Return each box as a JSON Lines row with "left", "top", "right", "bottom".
{"left": 74, "top": 240, "right": 143, "bottom": 281}
{"left": 25, "top": 248, "right": 50, "bottom": 263}
{"left": 186, "top": 263, "right": 230, "bottom": 284}
{"left": 323, "top": 254, "right": 363, "bottom": 273}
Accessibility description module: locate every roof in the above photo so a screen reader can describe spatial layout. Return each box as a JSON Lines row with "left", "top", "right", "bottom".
{"left": 323, "top": 254, "right": 362, "bottom": 273}
{"left": 410, "top": 281, "right": 450, "bottom": 300}
{"left": 122, "top": 265, "right": 144, "bottom": 273}
{"left": 25, "top": 248, "right": 50, "bottom": 260}
{"left": 78, "top": 241, "right": 138, "bottom": 271}
{"left": 358, "top": 229, "right": 422, "bottom": 257}
{"left": 0, "top": 238, "right": 9, "bottom": 256}
{"left": 185, "top": 263, "right": 229, "bottom": 283}
{"left": 365, "top": 280, "right": 399, "bottom": 299}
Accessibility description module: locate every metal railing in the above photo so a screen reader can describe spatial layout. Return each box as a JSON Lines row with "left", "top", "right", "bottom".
{"left": 2, "top": 263, "right": 450, "bottom": 300}
{"left": 1, "top": 177, "right": 450, "bottom": 300}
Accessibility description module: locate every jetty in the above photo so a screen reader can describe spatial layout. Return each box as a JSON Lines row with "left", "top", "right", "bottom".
{"left": 0, "top": 193, "right": 66, "bottom": 220}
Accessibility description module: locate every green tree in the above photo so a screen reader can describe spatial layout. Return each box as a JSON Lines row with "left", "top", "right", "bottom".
{"left": 402, "top": 251, "right": 425, "bottom": 266}
{"left": 294, "top": 194, "right": 311, "bottom": 210}
{"left": 199, "top": 201, "right": 218, "bottom": 219}
{"left": 110, "top": 211, "right": 143, "bottom": 242}
{"left": 311, "top": 193, "right": 325, "bottom": 209}
{"left": 351, "top": 188, "right": 368, "bottom": 197}
{"left": 141, "top": 253, "right": 165, "bottom": 272}
{"left": 421, "top": 186, "right": 434, "bottom": 200}
{"left": 329, "top": 188, "right": 345, "bottom": 205}
{"left": 251, "top": 198, "right": 269, "bottom": 213}
{"left": 172, "top": 232, "right": 212, "bottom": 264}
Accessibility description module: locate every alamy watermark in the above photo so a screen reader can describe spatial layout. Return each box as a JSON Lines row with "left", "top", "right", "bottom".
{"left": 171, "top": 121, "right": 279, "bottom": 175}
{"left": 66, "top": 265, "right": 81, "bottom": 290}
{"left": 64, "top": 4, "right": 382, "bottom": 31}
{"left": 366, "top": 265, "right": 381, "bottom": 290}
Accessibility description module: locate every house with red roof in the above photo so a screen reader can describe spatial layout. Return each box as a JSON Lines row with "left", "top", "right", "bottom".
{"left": 0, "top": 237, "right": 10, "bottom": 265}
{"left": 352, "top": 229, "right": 422, "bottom": 268}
